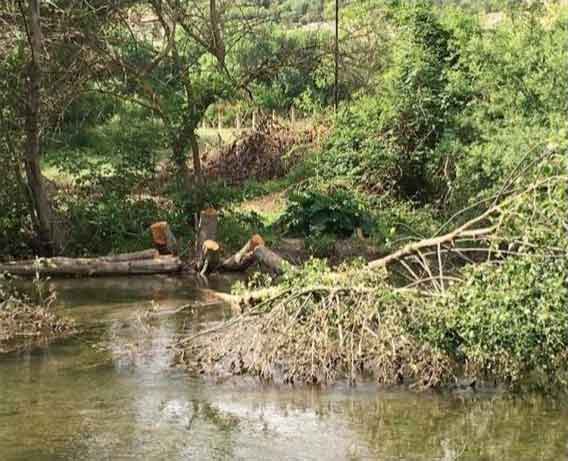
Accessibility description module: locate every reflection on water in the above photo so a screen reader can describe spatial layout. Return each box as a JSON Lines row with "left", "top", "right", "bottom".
{"left": 0, "top": 276, "right": 567, "bottom": 461}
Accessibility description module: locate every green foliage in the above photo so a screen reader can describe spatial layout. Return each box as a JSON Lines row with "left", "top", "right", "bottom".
{"left": 318, "top": 1, "right": 463, "bottom": 201}
{"left": 64, "top": 195, "right": 162, "bottom": 256}
{"left": 280, "top": 183, "right": 372, "bottom": 238}
{"left": 304, "top": 233, "right": 336, "bottom": 258}
{"left": 232, "top": 27, "right": 332, "bottom": 112}
{"left": 313, "top": 0, "right": 568, "bottom": 216}
{"left": 369, "top": 199, "right": 441, "bottom": 249}
{"left": 218, "top": 210, "right": 268, "bottom": 251}
{"left": 0, "top": 163, "right": 32, "bottom": 257}
{"left": 417, "top": 256, "right": 568, "bottom": 390}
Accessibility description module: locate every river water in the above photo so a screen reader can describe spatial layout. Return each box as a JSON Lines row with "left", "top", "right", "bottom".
{"left": 0, "top": 276, "right": 567, "bottom": 461}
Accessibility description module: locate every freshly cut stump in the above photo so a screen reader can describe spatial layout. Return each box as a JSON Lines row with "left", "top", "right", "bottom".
{"left": 195, "top": 208, "right": 219, "bottom": 273}
{"left": 150, "top": 221, "right": 178, "bottom": 255}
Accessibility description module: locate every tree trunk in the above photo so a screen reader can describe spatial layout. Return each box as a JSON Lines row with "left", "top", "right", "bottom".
{"left": 195, "top": 208, "right": 218, "bottom": 272}
{"left": 210, "top": 0, "right": 225, "bottom": 65}
{"left": 23, "top": 0, "right": 63, "bottom": 255}
{"left": 172, "top": 139, "right": 193, "bottom": 192}
{"left": 254, "top": 246, "right": 286, "bottom": 274}
{"left": 0, "top": 253, "right": 181, "bottom": 276}
{"left": 221, "top": 234, "right": 265, "bottom": 272}
{"left": 8, "top": 249, "right": 159, "bottom": 266}
{"left": 190, "top": 131, "right": 202, "bottom": 184}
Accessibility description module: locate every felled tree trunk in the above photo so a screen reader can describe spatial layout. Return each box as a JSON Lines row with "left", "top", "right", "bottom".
{"left": 221, "top": 234, "right": 265, "bottom": 272}
{"left": 254, "top": 245, "right": 286, "bottom": 274}
{"left": 8, "top": 249, "right": 160, "bottom": 266}
{"left": 195, "top": 208, "right": 219, "bottom": 273}
{"left": 150, "top": 222, "right": 178, "bottom": 255}
{"left": 219, "top": 234, "right": 288, "bottom": 275}
{"left": 0, "top": 254, "right": 181, "bottom": 277}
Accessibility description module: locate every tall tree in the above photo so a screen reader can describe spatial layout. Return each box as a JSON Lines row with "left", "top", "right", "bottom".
{"left": 97, "top": 0, "right": 285, "bottom": 192}
{"left": 21, "top": 0, "right": 63, "bottom": 254}
{"left": 0, "top": 1, "right": 133, "bottom": 255}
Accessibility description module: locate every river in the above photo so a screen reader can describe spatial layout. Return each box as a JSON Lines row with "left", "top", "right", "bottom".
{"left": 0, "top": 276, "right": 566, "bottom": 460}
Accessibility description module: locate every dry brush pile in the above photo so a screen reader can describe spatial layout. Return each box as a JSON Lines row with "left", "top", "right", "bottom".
{"left": 204, "top": 118, "right": 315, "bottom": 184}
{"left": 0, "top": 277, "right": 75, "bottom": 353}
{"left": 176, "top": 155, "right": 568, "bottom": 391}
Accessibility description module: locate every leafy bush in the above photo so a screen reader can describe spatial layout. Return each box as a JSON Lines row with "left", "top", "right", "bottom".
{"left": 218, "top": 210, "right": 268, "bottom": 252}
{"left": 416, "top": 256, "right": 568, "bottom": 389}
{"left": 63, "top": 195, "right": 184, "bottom": 256}
{"left": 280, "top": 183, "right": 372, "bottom": 238}
{"left": 315, "top": 2, "right": 464, "bottom": 202}
{"left": 0, "top": 168, "right": 34, "bottom": 258}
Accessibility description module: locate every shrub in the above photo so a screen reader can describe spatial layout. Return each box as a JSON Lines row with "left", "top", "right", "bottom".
{"left": 218, "top": 210, "right": 267, "bottom": 252}
{"left": 63, "top": 194, "right": 180, "bottom": 256}
{"left": 315, "top": 1, "right": 464, "bottom": 202}
{"left": 417, "top": 256, "right": 568, "bottom": 390}
{"left": 280, "top": 183, "right": 372, "bottom": 238}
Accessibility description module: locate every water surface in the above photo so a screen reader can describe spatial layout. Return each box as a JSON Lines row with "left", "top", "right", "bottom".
{"left": 0, "top": 276, "right": 566, "bottom": 460}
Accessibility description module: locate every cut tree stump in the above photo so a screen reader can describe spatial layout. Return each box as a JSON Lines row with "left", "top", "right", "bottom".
{"left": 198, "top": 240, "right": 221, "bottom": 275}
{"left": 219, "top": 234, "right": 288, "bottom": 275}
{"left": 150, "top": 221, "right": 178, "bottom": 255}
{"left": 0, "top": 254, "right": 182, "bottom": 277}
{"left": 221, "top": 234, "right": 265, "bottom": 272}
{"left": 195, "top": 208, "right": 219, "bottom": 273}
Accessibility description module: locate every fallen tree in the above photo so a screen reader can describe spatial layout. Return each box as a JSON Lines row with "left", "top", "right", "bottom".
{"left": 0, "top": 253, "right": 182, "bottom": 276}
{"left": 220, "top": 234, "right": 265, "bottom": 272}
{"left": 175, "top": 167, "right": 568, "bottom": 390}
{"left": 219, "top": 234, "right": 289, "bottom": 274}
{"left": 9, "top": 249, "right": 160, "bottom": 265}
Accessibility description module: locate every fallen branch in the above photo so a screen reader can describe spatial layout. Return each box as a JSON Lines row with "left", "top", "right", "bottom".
{"left": 368, "top": 206, "right": 500, "bottom": 270}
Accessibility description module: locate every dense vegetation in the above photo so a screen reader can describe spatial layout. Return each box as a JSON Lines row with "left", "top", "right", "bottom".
{"left": 1, "top": 0, "right": 567, "bottom": 389}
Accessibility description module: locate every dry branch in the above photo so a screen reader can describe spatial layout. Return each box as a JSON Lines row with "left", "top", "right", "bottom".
{"left": 368, "top": 205, "right": 500, "bottom": 270}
